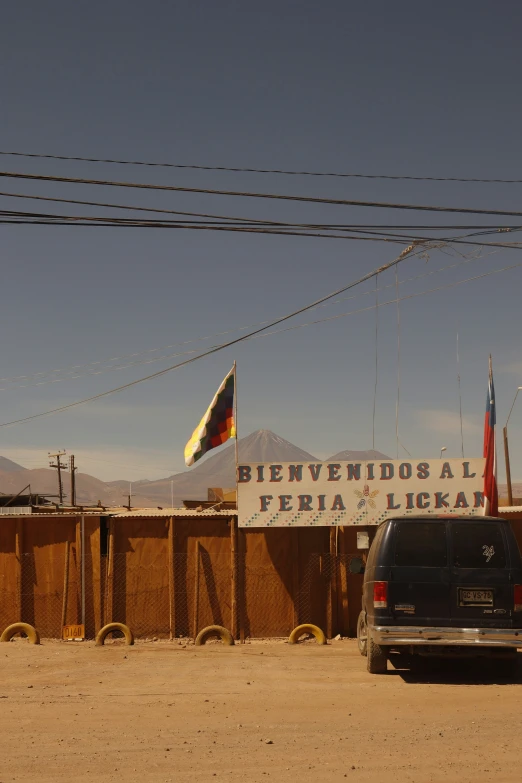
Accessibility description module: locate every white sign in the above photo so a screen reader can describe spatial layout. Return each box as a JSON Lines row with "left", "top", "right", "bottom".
{"left": 238, "top": 458, "right": 485, "bottom": 527}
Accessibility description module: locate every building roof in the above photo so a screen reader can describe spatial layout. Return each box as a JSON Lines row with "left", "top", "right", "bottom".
{"left": 114, "top": 507, "right": 237, "bottom": 519}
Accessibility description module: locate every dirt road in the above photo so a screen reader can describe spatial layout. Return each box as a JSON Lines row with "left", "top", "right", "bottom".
{"left": 0, "top": 638, "right": 520, "bottom": 782}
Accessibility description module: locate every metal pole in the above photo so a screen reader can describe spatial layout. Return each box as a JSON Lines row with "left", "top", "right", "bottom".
{"left": 230, "top": 517, "right": 237, "bottom": 640}
{"left": 457, "top": 332, "right": 465, "bottom": 458}
{"left": 504, "top": 387, "right": 522, "bottom": 508}
{"left": 81, "top": 514, "right": 86, "bottom": 628}
{"left": 504, "top": 426, "right": 513, "bottom": 506}
{"left": 168, "top": 516, "right": 174, "bottom": 640}
{"left": 233, "top": 360, "right": 239, "bottom": 482}
{"left": 193, "top": 541, "right": 200, "bottom": 638}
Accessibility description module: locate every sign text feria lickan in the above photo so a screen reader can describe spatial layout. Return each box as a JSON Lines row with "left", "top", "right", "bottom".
{"left": 237, "top": 458, "right": 485, "bottom": 527}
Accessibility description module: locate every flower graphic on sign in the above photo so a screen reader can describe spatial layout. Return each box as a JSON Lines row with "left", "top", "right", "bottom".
{"left": 354, "top": 484, "right": 379, "bottom": 509}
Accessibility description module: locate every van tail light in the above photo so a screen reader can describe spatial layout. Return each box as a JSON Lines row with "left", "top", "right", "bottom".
{"left": 514, "top": 585, "right": 522, "bottom": 612}
{"left": 373, "top": 581, "right": 388, "bottom": 608}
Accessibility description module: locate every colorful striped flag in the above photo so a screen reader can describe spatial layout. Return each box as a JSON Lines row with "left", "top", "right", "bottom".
{"left": 483, "top": 356, "right": 498, "bottom": 516}
{"left": 184, "top": 367, "right": 236, "bottom": 467}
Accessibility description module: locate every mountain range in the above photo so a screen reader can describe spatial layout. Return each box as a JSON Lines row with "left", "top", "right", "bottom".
{"left": 0, "top": 430, "right": 395, "bottom": 508}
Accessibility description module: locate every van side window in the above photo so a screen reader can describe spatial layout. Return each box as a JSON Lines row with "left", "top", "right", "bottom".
{"left": 452, "top": 523, "right": 506, "bottom": 568}
{"left": 395, "top": 522, "right": 447, "bottom": 567}
{"left": 366, "top": 523, "right": 385, "bottom": 569}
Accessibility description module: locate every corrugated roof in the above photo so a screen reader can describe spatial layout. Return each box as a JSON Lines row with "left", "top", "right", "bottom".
{"left": 0, "top": 511, "right": 106, "bottom": 518}
{"left": 114, "top": 508, "right": 237, "bottom": 519}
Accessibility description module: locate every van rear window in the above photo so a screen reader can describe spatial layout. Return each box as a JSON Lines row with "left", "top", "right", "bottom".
{"left": 395, "top": 522, "right": 447, "bottom": 567}
{"left": 452, "top": 523, "right": 506, "bottom": 568}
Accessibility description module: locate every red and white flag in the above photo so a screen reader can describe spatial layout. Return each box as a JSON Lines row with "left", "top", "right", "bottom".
{"left": 483, "top": 356, "right": 498, "bottom": 516}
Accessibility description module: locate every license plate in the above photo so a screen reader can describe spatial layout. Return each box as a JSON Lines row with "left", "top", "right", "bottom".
{"left": 62, "top": 624, "right": 85, "bottom": 641}
{"left": 459, "top": 589, "right": 493, "bottom": 606}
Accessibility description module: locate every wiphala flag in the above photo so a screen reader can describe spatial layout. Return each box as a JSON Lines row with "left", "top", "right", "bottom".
{"left": 184, "top": 367, "right": 236, "bottom": 467}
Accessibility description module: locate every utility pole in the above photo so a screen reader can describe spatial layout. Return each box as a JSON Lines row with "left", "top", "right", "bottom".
{"left": 69, "top": 455, "right": 78, "bottom": 507}
{"left": 49, "top": 451, "right": 67, "bottom": 505}
{"left": 504, "top": 387, "right": 522, "bottom": 507}
{"left": 503, "top": 427, "right": 513, "bottom": 506}
{"left": 123, "top": 483, "right": 132, "bottom": 511}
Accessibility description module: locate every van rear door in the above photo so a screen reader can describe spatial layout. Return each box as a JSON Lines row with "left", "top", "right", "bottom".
{"left": 450, "top": 521, "right": 512, "bottom": 626}
{"left": 388, "top": 520, "right": 451, "bottom": 625}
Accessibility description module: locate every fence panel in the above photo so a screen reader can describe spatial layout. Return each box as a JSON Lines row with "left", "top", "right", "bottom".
{"left": 0, "top": 551, "right": 364, "bottom": 640}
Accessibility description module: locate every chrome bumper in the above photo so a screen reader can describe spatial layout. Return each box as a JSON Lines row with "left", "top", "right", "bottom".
{"left": 371, "top": 625, "right": 522, "bottom": 647}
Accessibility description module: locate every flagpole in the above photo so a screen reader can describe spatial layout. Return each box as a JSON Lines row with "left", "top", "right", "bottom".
{"left": 233, "top": 360, "right": 239, "bottom": 480}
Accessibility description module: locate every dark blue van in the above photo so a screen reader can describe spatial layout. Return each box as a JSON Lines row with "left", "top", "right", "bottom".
{"left": 357, "top": 516, "right": 522, "bottom": 674}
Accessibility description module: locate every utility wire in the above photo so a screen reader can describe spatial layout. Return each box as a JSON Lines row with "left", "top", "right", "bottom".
{"left": 2, "top": 150, "right": 522, "bottom": 184}
{"left": 6, "top": 169, "right": 522, "bottom": 218}
{"left": 0, "top": 214, "right": 404, "bottom": 243}
{"left": 0, "top": 250, "right": 501, "bottom": 389}
{"left": 3, "top": 188, "right": 518, "bottom": 233}
{"left": 3, "top": 213, "right": 522, "bottom": 252}
{"left": 3, "top": 203, "right": 522, "bottom": 248}
{"left": 0, "top": 243, "right": 421, "bottom": 427}
{"left": 0, "top": 256, "right": 518, "bottom": 399}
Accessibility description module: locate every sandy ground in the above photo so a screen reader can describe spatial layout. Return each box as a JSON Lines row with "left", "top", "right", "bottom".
{"left": 1, "top": 638, "right": 521, "bottom": 783}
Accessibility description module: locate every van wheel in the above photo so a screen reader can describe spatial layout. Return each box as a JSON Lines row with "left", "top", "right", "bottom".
{"left": 357, "top": 611, "right": 368, "bottom": 657}
{"left": 367, "top": 632, "right": 388, "bottom": 674}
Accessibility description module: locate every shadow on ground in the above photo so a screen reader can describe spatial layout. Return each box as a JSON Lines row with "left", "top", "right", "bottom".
{"left": 387, "top": 652, "right": 522, "bottom": 686}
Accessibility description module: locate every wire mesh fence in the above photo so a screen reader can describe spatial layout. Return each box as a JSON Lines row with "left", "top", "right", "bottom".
{"left": 0, "top": 550, "right": 364, "bottom": 641}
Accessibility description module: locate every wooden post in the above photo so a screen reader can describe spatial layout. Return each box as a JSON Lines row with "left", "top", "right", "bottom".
{"left": 238, "top": 528, "right": 245, "bottom": 643}
{"left": 291, "top": 530, "right": 300, "bottom": 628}
{"left": 80, "top": 515, "right": 86, "bottom": 629}
{"left": 230, "top": 517, "right": 238, "bottom": 639}
{"left": 327, "top": 527, "right": 337, "bottom": 638}
{"left": 168, "top": 517, "right": 175, "bottom": 640}
{"left": 105, "top": 519, "right": 114, "bottom": 624}
{"left": 15, "top": 518, "right": 23, "bottom": 622}
{"left": 338, "top": 528, "right": 350, "bottom": 636}
{"left": 193, "top": 541, "right": 200, "bottom": 638}
{"left": 61, "top": 540, "right": 70, "bottom": 629}
{"left": 504, "top": 426, "right": 514, "bottom": 506}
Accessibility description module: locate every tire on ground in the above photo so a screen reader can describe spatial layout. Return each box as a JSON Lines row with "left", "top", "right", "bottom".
{"left": 0, "top": 622, "right": 40, "bottom": 644}
{"left": 367, "top": 630, "right": 387, "bottom": 673}
{"left": 288, "top": 623, "right": 327, "bottom": 645}
{"left": 195, "top": 625, "right": 234, "bottom": 646}
{"left": 95, "top": 623, "right": 134, "bottom": 646}
{"left": 357, "top": 611, "right": 368, "bottom": 657}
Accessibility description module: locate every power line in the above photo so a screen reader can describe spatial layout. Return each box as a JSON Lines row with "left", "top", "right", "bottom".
{"left": 2, "top": 150, "right": 522, "bottom": 184}
{"left": 1, "top": 246, "right": 520, "bottom": 428}
{"left": 0, "top": 249, "right": 502, "bottom": 390}
{"left": 3, "top": 187, "right": 518, "bottom": 232}
{"left": 3, "top": 212, "right": 521, "bottom": 253}
{"left": 3, "top": 203, "right": 522, "bottom": 249}
{"left": 257, "top": 259, "right": 522, "bottom": 340}
{"left": 0, "top": 209, "right": 408, "bottom": 243}
{"left": 6, "top": 169, "right": 522, "bottom": 218}
{"left": 0, "top": 254, "right": 518, "bottom": 413}
{"left": 0, "top": 243, "right": 421, "bottom": 428}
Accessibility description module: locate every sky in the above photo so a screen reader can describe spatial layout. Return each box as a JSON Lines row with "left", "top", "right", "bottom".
{"left": 1, "top": 1, "right": 522, "bottom": 482}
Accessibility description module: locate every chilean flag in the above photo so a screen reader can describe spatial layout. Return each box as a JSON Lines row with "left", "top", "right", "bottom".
{"left": 483, "top": 356, "right": 498, "bottom": 516}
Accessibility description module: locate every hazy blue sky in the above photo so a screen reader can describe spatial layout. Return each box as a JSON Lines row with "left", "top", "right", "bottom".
{"left": 1, "top": 1, "right": 522, "bottom": 482}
